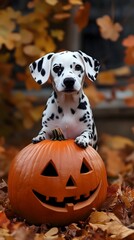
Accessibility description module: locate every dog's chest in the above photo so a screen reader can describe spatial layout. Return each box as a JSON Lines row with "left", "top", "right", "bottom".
{"left": 59, "top": 111, "right": 85, "bottom": 139}
{"left": 46, "top": 97, "right": 91, "bottom": 139}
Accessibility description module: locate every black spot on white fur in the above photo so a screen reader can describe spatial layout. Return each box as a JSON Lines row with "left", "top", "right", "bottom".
{"left": 71, "top": 108, "right": 75, "bottom": 114}
{"left": 32, "top": 62, "right": 36, "bottom": 70}
{"left": 78, "top": 101, "right": 87, "bottom": 110}
{"left": 38, "top": 58, "right": 43, "bottom": 72}
{"left": 37, "top": 80, "right": 42, "bottom": 85}
{"left": 47, "top": 54, "right": 53, "bottom": 60}
{"left": 58, "top": 106, "right": 63, "bottom": 114}
{"left": 41, "top": 69, "right": 45, "bottom": 76}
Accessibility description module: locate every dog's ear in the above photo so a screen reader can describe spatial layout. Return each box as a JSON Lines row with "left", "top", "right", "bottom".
{"left": 77, "top": 50, "right": 100, "bottom": 82}
{"left": 29, "top": 53, "right": 54, "bottom": 85}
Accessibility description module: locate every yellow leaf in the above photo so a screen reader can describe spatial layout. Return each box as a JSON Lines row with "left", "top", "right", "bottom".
{"left": 43, "top": 36, "right": 56, "bottom": 52}
{"left": 100, "top": 134, "right": 134, "bottom": 150}
{"left": 15, "top": 47, "right": 27, "bottom": 66}
{"left": 23, "top": 117, "right": 34, "bottom": 129}
{"left": 29, "top": 106, "right": 44, "bottom": 122}
{"left": 69, "top": 0, "right": 82, "bottom": 5}
{"left": 23, "top": 45, "right": 41, "bottom": 56}
{"left": 53, "top": 13, "right": 71, "bottom": 20}
{"left": 20, "top": 29, "right": 34, "bottom": 44}
{"left": 6, "top": 7, "right": 21, "bottom": 20}
{"left": 45, "top": 0, "right": 58, "bottom": 6}
{"left": 51, "top": 29, "right": 64, "bottom": 41}
{"left": 62, "top": 4, "right": 71, "bottom": 11}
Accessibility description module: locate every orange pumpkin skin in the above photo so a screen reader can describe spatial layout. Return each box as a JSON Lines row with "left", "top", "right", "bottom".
{"left": 8, "top": 139, "right": 107, "bottom": 226}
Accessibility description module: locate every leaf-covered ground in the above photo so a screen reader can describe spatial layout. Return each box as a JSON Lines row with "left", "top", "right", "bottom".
{"left": 0, "top": 132, "right": 134, "bottom": 240}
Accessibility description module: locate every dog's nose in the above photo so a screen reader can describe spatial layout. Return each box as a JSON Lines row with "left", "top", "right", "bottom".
{"left": 63, "top": 78, "right": 75, "bottom": 89}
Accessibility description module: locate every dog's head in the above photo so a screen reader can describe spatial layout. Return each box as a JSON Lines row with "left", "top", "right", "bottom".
{"left": 29, "top": 50, "right": 100, "bottom": 93}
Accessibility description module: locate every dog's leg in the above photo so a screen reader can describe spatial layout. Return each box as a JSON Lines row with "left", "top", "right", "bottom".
{"left": 75, "top": 127, "right": 98, "bottom": 150}
{"left": 32, "top": 127, "right": 47, "bottom": 143}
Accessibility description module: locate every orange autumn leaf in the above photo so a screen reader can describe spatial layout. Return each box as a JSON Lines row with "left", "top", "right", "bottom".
{"left": 69, "top": 0, "right": 82, "bottom": 4}
{"left": 124, "top": 46, "right": 134, "bottom": 65}
{"left": 97, "top": 70, "right": 117, "bottom": 85}
{"left": 99, "top": 146, "right": 131, "bottom": 177}
{"left": 16, "top": 72, "right": 41, "bottom": 90}
{"left": 84, "top": 85, "right": 105, "bottom": 107}
{"left": 100, "top": 134, "right": 134, "bottom": 150}
{"left": 74, "top": 2, "right": 91, "bottom": 31}
{"left": 96, "top": 15, "right": 123, "bottom": 41}
{"left": 124, "top": 97, "right": 134, "bottom": 107}
{"left": 0, "top": 211, "right": 10, "bottom": 229}
{"left": 20, "top": 29, "right": 34, "bottom": 44}
{"left": 23, "top": 44, "right": 41, "bottom": 56}
{"left": 53, "top": 13, "right": 71, "bottom": 20}
{"left": 122, "top": 35, "right": 134, "bottom": 47}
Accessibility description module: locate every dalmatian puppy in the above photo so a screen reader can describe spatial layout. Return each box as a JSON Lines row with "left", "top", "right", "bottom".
{"left": 29, "top": 50, "right": 100, "bottom": 149}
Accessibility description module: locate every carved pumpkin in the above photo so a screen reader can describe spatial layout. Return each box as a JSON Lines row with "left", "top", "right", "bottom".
{"left": 8, "top": 136, "right": 107, "bottom": 226}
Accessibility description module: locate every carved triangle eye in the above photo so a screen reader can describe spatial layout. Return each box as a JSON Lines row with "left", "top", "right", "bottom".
{"left": 41, "top": 160, "right": 58, "bottom": 177}
{"left": 80, "top": 158, "right": 92, "bottom": 174}
{"left": 66, "top": 176, "right": 76, "bottom": 187}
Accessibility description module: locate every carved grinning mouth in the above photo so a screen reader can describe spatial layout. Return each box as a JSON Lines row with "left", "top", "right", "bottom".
{"left": 32, "top": 185, "right": 99, "bottom": 208}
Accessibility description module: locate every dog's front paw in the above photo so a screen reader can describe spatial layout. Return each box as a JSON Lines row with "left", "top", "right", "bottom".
{"left": 75, "top": 136, "right": 89, "bottom": 148}
{"left": 32, "top": 135, "right": 46, "bottom": 144}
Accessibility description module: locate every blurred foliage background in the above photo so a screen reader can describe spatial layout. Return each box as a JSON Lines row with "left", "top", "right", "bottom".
{"left": 0, "top": 0, "right": 133, "bottom": 146}
{"left": 0, "top": 2, "right": 134, "bottom": 238}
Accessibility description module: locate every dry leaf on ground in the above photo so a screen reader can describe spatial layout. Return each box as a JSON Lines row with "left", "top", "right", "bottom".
{"left": 89, "top": 211, "right": 134, "bottom": 239}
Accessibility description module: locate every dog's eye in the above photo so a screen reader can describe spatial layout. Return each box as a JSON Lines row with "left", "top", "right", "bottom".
{"left": 53, "top": 66, "right": 61, "bottom": 73}
{"left": 75, "top": 64, "right": 82, "bottom": 71}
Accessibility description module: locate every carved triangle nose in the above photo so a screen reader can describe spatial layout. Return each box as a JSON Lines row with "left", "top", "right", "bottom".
{"left": 66, "top": 176, "right": 76, "bottom": 187}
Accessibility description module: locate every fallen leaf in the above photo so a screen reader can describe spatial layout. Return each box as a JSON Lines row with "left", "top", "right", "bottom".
{"left": 45, "top": 227, "right": 58, "bottom": 238}
{"left": 99, "top": 134, "right": 134, "bottom": 150}
{"left": 0, "top": 180, "right": 7, "bottom": 189}
{"left": 99, "top": 146, "right": 131, "bottom": 177}
{"left": 74, "top": 2, "right": 91, "bottom": 31}
{"left": 0, "top": 211, "right": 10, "bottom": 229}
{"left": 90, "top": 211, "right": 134, "bottom": 239}
{"left": 96, "top": 15, "right": 123, "bottom": 41}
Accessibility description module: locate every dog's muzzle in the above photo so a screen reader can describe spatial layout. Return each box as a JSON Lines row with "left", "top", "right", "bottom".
{"left": 63, "top": 78, "right": 75, "bottom": 92}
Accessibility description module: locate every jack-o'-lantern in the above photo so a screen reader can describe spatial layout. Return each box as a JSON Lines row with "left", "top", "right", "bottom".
{"left": 8, "top": 130, "right": 107, "bottom": 226}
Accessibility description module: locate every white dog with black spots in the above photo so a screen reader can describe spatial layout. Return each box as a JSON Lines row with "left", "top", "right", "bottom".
{"left": 29, "top": 50, "right": 100, "bottom": 149}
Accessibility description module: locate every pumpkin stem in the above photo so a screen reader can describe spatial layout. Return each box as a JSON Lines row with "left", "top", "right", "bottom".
{"left": 51, "top": 128, "right": 66, "bottom": 141}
